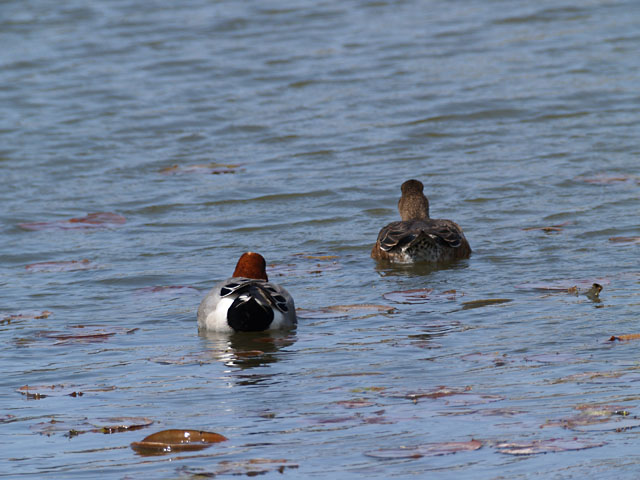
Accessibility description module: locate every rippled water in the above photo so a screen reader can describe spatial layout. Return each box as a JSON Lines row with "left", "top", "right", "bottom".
{"left": 2, "top": 0, "right": 639, "bottom": 477}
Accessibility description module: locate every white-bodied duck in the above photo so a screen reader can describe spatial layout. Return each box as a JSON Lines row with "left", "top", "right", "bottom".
{"left": 197, "top": 252, "right": 297, "bottom": 332}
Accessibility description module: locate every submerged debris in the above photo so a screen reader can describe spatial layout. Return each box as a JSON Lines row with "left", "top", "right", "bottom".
{"left": 496, "top": 438, "right": 605, "bottom": 455}
{"left": 159, "top": 163, "right": 241, "bottom": 175}
{"left": 382, "top": 288, "right": 460, "bottom": 304}
{"left": 522, "top": 221, "right": 572, "bottom": 233}
{"left": 365, "top": 440, "right": 482, "bottom": 459}
{"left": 19, "top": 212, "right": 126, "bottom": 231}
{"left": 609, "top": 236, "right": 640, "bottom": 244}
{"left": 25, "top": 259, "right": 94, "bottom": 273}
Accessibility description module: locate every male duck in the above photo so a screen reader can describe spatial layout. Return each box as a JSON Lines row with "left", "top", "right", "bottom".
{"left": 197, "top": 252, "right": 297, "bottom": 332}
{"left": 371, "top": 179, "right": 471, "bottom": 263}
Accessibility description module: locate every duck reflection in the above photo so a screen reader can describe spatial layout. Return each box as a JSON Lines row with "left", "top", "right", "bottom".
{"left": 374, "top": 260, "right": 467, "bottom": 277}
{"left": 199, "top": 330, "right": 296, "bottom": 371}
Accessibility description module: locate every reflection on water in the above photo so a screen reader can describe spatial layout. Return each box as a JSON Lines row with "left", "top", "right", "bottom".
{"left": 374, "top": 260, "right": 470, "bottom": 278}
{"left": 199, "top": 330, "right": 297, "bottom": 370}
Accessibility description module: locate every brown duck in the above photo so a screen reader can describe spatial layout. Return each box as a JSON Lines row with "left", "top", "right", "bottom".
{"left": 371, "top": 179, "right": 471, "bottom": 263}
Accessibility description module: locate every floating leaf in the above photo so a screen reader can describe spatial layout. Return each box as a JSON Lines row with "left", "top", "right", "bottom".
{"left": 570, "top": 417, "right": 640, "bottom": 432}
{"left": 182, "top": 459, "right": 298, "bottom": 477}
{"left": 361, "top": 415, "right": 393, "bottom": 425}
{"left": 524, "top": 353, "right": 579, "bottom": 364}
{"left": 382, "top": 288, "right": 460, "bottom": 304}
{"left": 441, "top": 394, "right": 504, "bottom": 406}
{"left": 460, "top": 352, "right": 508, "bottom": 367}
{"left": 268, "top": 261, "right": 342, "bottom": 278}
{"left": 609, "top": 236, "right": 640, "bottom": 244}
{"left": 135, "top": 285, "right": 199, "bottom": 296}
{"left": 336, "top": 399, "right": 375, "bottom": 409}
{"left": 92, "top": 417, "right": 154, "bottom": 434}
{"left": 309, "top": 415, "right": 360, "bottom": 425}
{"left": 30, "top": 417, "right": 92, "bottom": 436}
{"left": 543, "top": 406, "right": 634, "bottom": 430}
{"left": 159, "top": 163, "right": 241, "bottom": 175}
{"left": 19, "top": 212, "right": 126, "bottom": 231}
{"left": 293, "top": 253, "right": 339, "bottom": 261}
{"left": 149, "top": 353, "right": 211, "bottom": 366}
{"left": 576, "top": 174, "right": 638, "bottom": 185}
{"left": 298, "top": 304, "right": 395, "bottom": 320}
{"left": 30, "top": 325, "right": 138, "bottom": 345}
{"left": 30, "top": 416, "right": 153, "bottom": 436}
{"left": 551, "top": 370, "right": 640, "bottom": 385}
{"left": 610, "top": 333, "right": 640, "bottom": 341}
{"left": 17, "top": 385, "right": 82, "bottom": 399}
{"left": 515, "top": 277, "right": 610, "bottom": 291}
{"left": 350, "top": 386, "right": 386, "bottom": 393}
{"left": 384, "top": 386, "right": 471, "bottom": 400}
{"left": 442, "top": 407, "right": 525, "bottom": 417}
{"left": 541, "top": 405, "right": 629, "bottom": 430}
{"left": 383, "top": 386, "right": 503, "bottom": 405}
{"left": 461, "top": 299, "right": 511, "bottom": 310}
{"left": 131, "top": 429, "right": 227, "bottom": 455}
{"left": 296, "top": 308, "right": 349, "bottom": 319}
{"left": 25, "top": 259, "right": 93, "bottom": 273}
{"left": 216, "top": 459, "right": 299, "bottom": 476}
{"left": 16, "top": 384, "right": 114, "bottom": 399}
{"left": 365, "top": 440, "right": 482, "bottom": 459}
{"left": 1, "top": 310, "right": 52, "bottom": 324}
{"left": 408, "top": 322, "right": 463, "bottom": 348}
{"left": 574, "top": 404, "right": 630, "bottom": 416}
{"left": 522, "top": 221, "right": 572, "bottom": 233}
{"left": 497, "top": 438, "right": 605, "bottom": 455}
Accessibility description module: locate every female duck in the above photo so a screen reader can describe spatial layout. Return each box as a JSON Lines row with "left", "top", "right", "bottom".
{"left": 371, "top": 179, "right": 471, "bottom": 263}
{"left": 197, "top": 252, "right": 297, "bottom": 332}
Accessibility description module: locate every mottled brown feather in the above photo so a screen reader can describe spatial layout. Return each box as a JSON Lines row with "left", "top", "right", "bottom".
{"left": 371, "top": 180, "right": 471, "bottom": 263}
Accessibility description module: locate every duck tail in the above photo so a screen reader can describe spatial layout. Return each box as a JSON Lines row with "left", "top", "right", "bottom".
{"left": 227, "top": 285, "right": 274, "bottom": 331}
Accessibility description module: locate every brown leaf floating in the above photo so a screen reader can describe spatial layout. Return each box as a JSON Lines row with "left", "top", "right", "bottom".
{"left": 298, "top": 304, "right": 395, "bottom": 319}
{"left": 461, "top": 298, "right": 511, "bottom": 310}
{"left": 131, "top": 429, "right": 227, "bottom": 455}
{"left": 382, "top": 288, "right": 460, "bottom": 304}
{"left": 16, "top": 384, "right": 115, "bottom": 399}
{"left": 25, "top": 259, "right": 93, "bottom": 273}
{"left": 1, "top": 310, "right": 52, "bottom": 324}
{"left": 609, "top": 236, "right": 640, "bottom": 244}
{"left": 496, "top": 438, "right": 605, "bottom": 455}
{"left": 93, "top": 417, "right": 154, "bottom": 434}
{"left": 135, "top": 285, "right": 199, "bottom": 296}
{"left": 609, "top": 333, "right": 640, "bottom": 342}
{"left": 515, "top": 278, "right": 609, "bottom": 291}
{"left": 19, "top": 212, "right": 126, "bottom": 231}
{"left": 159, "top": 163, "right": 241, "bottom": 175}
{"left": 576, "top": 174, "right": 638, "bottom": 185}
{"left": 366, "top": 440, "right": 482, "bottom": 459}
{"left": 182, "top": 459, "right": 299, "bottom": 477}
{"left": 522, "top": 221, "right": 572, "bottom": 233}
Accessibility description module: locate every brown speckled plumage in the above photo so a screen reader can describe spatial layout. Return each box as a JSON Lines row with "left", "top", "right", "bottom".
{"left": 371, "top": 179, "right": 471, "bottom": 263}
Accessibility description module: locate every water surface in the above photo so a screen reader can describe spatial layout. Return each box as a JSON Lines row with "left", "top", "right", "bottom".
{"left": 1, "top": 0, "right": 639, "bottom": 478}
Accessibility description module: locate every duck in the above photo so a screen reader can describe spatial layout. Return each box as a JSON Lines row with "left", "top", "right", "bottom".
{"left": 371, "top": 179, "right": 471, "bottom": 263}
{"left": 197, "top": 252, "right": 297, "bottom": 332}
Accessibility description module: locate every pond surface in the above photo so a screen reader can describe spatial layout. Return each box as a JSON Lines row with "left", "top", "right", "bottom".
{"left": 1, "top": 0, "right": 639, "bottom": 478}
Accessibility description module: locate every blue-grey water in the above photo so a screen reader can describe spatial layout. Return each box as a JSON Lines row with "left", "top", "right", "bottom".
{"left": 1, "top": 0, "right": 639, "bottom": 478}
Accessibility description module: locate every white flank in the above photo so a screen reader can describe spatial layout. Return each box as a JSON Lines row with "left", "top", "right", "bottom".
{"left": 204, "top": 296, "right": 235, "bottom": 332}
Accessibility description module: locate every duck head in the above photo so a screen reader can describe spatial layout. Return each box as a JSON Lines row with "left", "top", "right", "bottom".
{"left": 232, "top": 252, "right": 268, "bottom": 280}
{"left": 398, "top": 179, "right": 430, "bottom": 221}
